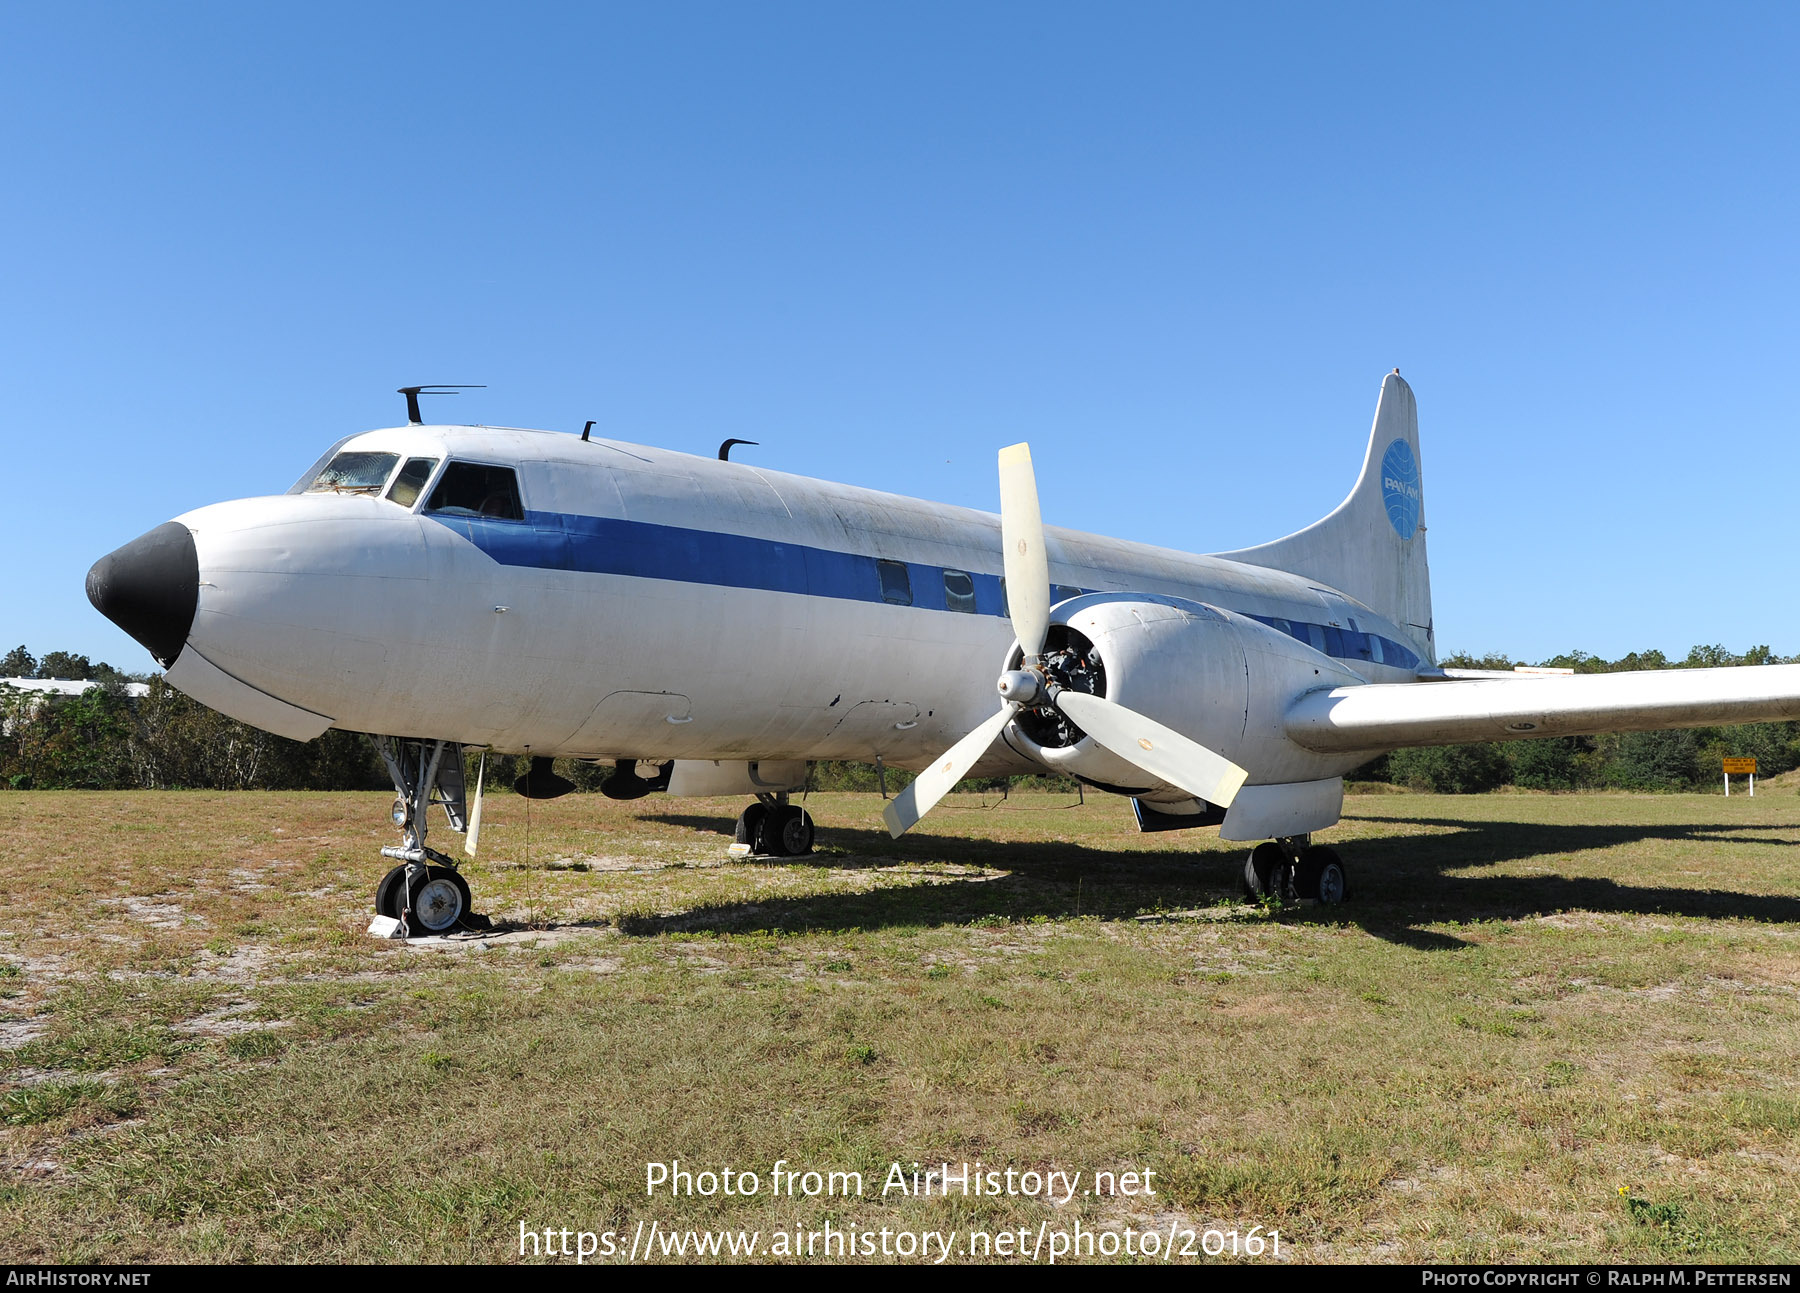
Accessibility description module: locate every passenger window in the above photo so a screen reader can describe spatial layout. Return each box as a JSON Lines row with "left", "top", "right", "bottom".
{"left": 305, "top": 451, "right": 398, "bottom": 495}
{"left": 877, "top": 560, "right": 912, "bottom": 606}
{"left": 943, "top": 570, "right": 977, "bottom": 614}
{"left": 425, "top": 463, "right": 524, "bottom": 521}
{"left": 386, "top": 457, "right": 439, "bottom": 509}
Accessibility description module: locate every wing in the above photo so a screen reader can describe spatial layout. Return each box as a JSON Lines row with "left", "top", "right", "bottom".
{"left": 1286, "top": 664, "right": 1800, "bottom": 752}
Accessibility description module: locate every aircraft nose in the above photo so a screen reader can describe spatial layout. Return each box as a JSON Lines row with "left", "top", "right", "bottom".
{"left": 86, "top": 522, "right": 199, "bottom": 668}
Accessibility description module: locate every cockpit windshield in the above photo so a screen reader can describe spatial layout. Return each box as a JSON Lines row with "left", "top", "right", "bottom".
{"left": 304, "top": 451, "right": 399, "bottom": 496}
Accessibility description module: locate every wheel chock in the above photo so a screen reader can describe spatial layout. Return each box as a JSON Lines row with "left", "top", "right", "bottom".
{"left": 368, "top": 915, "right": 406, "bottom": 940}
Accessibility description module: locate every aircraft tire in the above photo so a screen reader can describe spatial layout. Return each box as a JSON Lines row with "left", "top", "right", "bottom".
{"left": 374, "top": 864, "right": 407, "bottom": 919}
{"left": 1242, "top": 842, "right": 1288, "bottom": 901}
{"left": 735, "top": 804, "right": 770, "bottom": 854}
{"left": 1311, "top": 849, "right": 1350, "bottom": 905}
{"left": 407, "top": 866, "right": 471, "bottom": 934}
{"left": 775, "top": 806, "right": 815, "bottom": 856}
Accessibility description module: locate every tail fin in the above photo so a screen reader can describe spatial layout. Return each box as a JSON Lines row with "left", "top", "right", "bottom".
{"left": 1214, "top": 370, "right": 1434, "bottom": 664}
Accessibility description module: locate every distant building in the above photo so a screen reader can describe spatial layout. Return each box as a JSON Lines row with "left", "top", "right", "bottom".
{"left": 0, "top": 677, "right": 151, "bottom": 735}
{"left": 0, "top": 677, "right": 150, "bottom": 700}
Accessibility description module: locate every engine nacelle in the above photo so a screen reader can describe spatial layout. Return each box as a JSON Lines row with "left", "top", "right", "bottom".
{"left": 1002, "top": 594, "right": 1369, "bottom": 802}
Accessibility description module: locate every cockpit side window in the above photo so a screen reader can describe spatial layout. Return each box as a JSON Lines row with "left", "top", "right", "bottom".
{"left": 425, "top": 462, "right": 524, "bottom": 521}
{"left": 304, "top": 451, "right": 399, "bottom": 495}
{"left": 386, "top": 457, "right": 440, "bottom": 509}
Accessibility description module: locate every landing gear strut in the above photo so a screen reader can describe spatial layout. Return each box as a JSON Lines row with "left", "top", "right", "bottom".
{"left": 1242, "top": 835, "right": 1350, "bottom": 905}
{"left": 370, "top": 737, "right": 484, "bottom": 936}
{"left": 734, "top": 792, "right": 815, "bottom": 857}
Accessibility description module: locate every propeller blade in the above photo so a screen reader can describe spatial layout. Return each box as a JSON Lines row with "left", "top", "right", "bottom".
{"left": 464, "top": 751, "right": 485, "bottom": 857}
{"left": 882, "top": 706, "right": 1017, "bottom": 838}
{"left": 1052, "top": 689, "right": 1249, "bottom": 807}
{"left": 998, "top": 442, "right": 1051, "bottom": 660}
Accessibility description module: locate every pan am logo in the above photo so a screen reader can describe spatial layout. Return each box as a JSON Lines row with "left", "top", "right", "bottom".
{"left": 1380, "top": 438, "right": 1421, "bottom": 539}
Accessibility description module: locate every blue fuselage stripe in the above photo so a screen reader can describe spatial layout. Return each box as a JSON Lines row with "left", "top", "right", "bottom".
{"left": 427, "top": 511, "right": 1418, "bottom": 670}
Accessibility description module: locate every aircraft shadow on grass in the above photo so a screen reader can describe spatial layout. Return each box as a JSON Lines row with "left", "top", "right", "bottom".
{"left": 637, "top": 811, "right": 1800, "bottom": 951}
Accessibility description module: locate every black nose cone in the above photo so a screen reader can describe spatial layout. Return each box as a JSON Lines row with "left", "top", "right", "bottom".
{"left": 86, "top": 522, "right": 199, "bottom": 669}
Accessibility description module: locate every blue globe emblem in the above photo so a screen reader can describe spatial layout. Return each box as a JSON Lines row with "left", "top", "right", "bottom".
{"left": 1380, "top": 438, "right": 1421, "bottom": 539}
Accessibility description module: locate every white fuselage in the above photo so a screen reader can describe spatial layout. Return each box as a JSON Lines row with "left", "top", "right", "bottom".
{"left": 172, "top": 425, "right": 1421, "bottom": 783}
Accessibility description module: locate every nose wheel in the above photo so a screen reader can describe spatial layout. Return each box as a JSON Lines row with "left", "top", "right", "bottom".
{"left": 375, "top": 864, "right": 472, "bottom": 934}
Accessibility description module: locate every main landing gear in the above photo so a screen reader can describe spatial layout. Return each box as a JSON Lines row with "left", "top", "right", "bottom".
{"left": 370, "top": 737, "right": 486, "bottom": 937}
{"left": 734, "top": 792, "right": 816, "bottom": 857}
{"left": 1242, "top": 835, "right": 1350, "bottom": 905}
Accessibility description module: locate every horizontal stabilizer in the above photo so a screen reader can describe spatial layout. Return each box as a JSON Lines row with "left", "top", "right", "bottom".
{"left": 1287, "top": 664, "right": 1800, "bottom": 753}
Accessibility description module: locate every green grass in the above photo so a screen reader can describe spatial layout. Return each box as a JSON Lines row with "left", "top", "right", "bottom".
{"left": 1, "top": 788, "right": 1798, "bottom": 1262}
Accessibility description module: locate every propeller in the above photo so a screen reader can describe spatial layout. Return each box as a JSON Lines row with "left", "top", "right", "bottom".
{"left": 882, "top": 443, "right": 1250, "bottom": 838}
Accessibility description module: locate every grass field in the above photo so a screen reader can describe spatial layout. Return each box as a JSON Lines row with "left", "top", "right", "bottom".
{"left": 2, "top": 786, "right": 1798, "bottom": 1263}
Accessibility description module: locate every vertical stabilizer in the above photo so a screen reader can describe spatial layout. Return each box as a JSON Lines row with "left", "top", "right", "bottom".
{"left": 1214, "top": 371, "right": 1434, "bottom": 663}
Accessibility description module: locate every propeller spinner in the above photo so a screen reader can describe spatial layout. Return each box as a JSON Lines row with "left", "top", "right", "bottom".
{"left": 881, "top": 443, "right": 1249, "bottom": 838}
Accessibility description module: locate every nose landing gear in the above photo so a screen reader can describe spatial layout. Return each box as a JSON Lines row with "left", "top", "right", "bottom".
{"left": 734, "top": 793, "right": 815, "bottom": 857}
{"left": 369, "top": 737, "right": 488, "bottom": 937}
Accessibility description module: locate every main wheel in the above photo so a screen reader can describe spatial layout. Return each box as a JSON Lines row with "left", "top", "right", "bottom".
{"left": 1309, "top": 847, "right": 1350, "bottom": 905}
{"left": 408, "top": 866, "right": 472, "bottom": 934}
{"left": 774, "top": 806, "right": 815, "bottom": 856}
{"left": 735, "top": 804, "right": 769, "bottom": 854}
{"left": 1242, "top": 842, "right": 1291, "bottom": 901}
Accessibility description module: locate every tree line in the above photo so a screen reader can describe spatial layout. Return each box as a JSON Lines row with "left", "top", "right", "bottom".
{"left": 4, "top": 643, "right": 1795, "bottom": 794}
{"left": 1362, "top": 646, "right": 1800, "bottom": 792}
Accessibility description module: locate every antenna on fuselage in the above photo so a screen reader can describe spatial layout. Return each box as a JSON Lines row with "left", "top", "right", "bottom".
{"left": 719, "top": 438, "right": 758, "bottom": 461}
{"left": 397, "top": 385, "right": 486, "bottom": 425}
{"left": 582, "top": 420, "right": 595, "bottom": 441}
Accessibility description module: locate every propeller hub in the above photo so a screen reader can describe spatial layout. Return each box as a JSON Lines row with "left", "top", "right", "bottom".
{"left": 997, "top": 669, "right": 1042, "bottom": 706}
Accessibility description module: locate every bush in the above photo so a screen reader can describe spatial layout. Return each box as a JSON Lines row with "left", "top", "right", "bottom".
{"left": 1385, "top": 744, "right": 1512, "bottom": 793}
{"left": 1601, "top": 729, "right": 1703, "bottom": 791}
{"left": 1, "top": 677, "right": 384, "bottom": 791}
{"left": 1506, "top": 737, "right": 1584, "bottom": 790}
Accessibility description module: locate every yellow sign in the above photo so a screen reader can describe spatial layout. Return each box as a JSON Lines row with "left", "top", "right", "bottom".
{"left": 1723, "top": 757, "right": 1757, "bottom": 775}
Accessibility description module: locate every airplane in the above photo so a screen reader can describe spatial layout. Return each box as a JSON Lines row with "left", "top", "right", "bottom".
{"left": 84, "top": 371, "right": 1800, "bottom": 936}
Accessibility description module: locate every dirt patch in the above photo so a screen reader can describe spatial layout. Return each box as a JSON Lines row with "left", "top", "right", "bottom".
{"left": 188, "top": 945, "right": 280, "bottom": 983}
{"left": 96, "top": 897, "right": 190, "bottom": 928}
{"left": 397, "top": 923, "right": 618, "bottom": 954}
{"left": 174, "top": 1001, "right": 290, "bottom": 1038}
{"left": 0, "top": 1020, "right": 47, "bottom": 1050}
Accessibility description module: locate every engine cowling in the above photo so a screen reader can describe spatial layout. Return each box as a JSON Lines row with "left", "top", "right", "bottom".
{"left": 1001, "top": 594, "right": 1368, "bottom": 801}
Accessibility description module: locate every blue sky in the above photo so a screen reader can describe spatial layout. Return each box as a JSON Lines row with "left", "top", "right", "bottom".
{"left": 4, "top": 3, "right": 1797, "bottom": 671}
